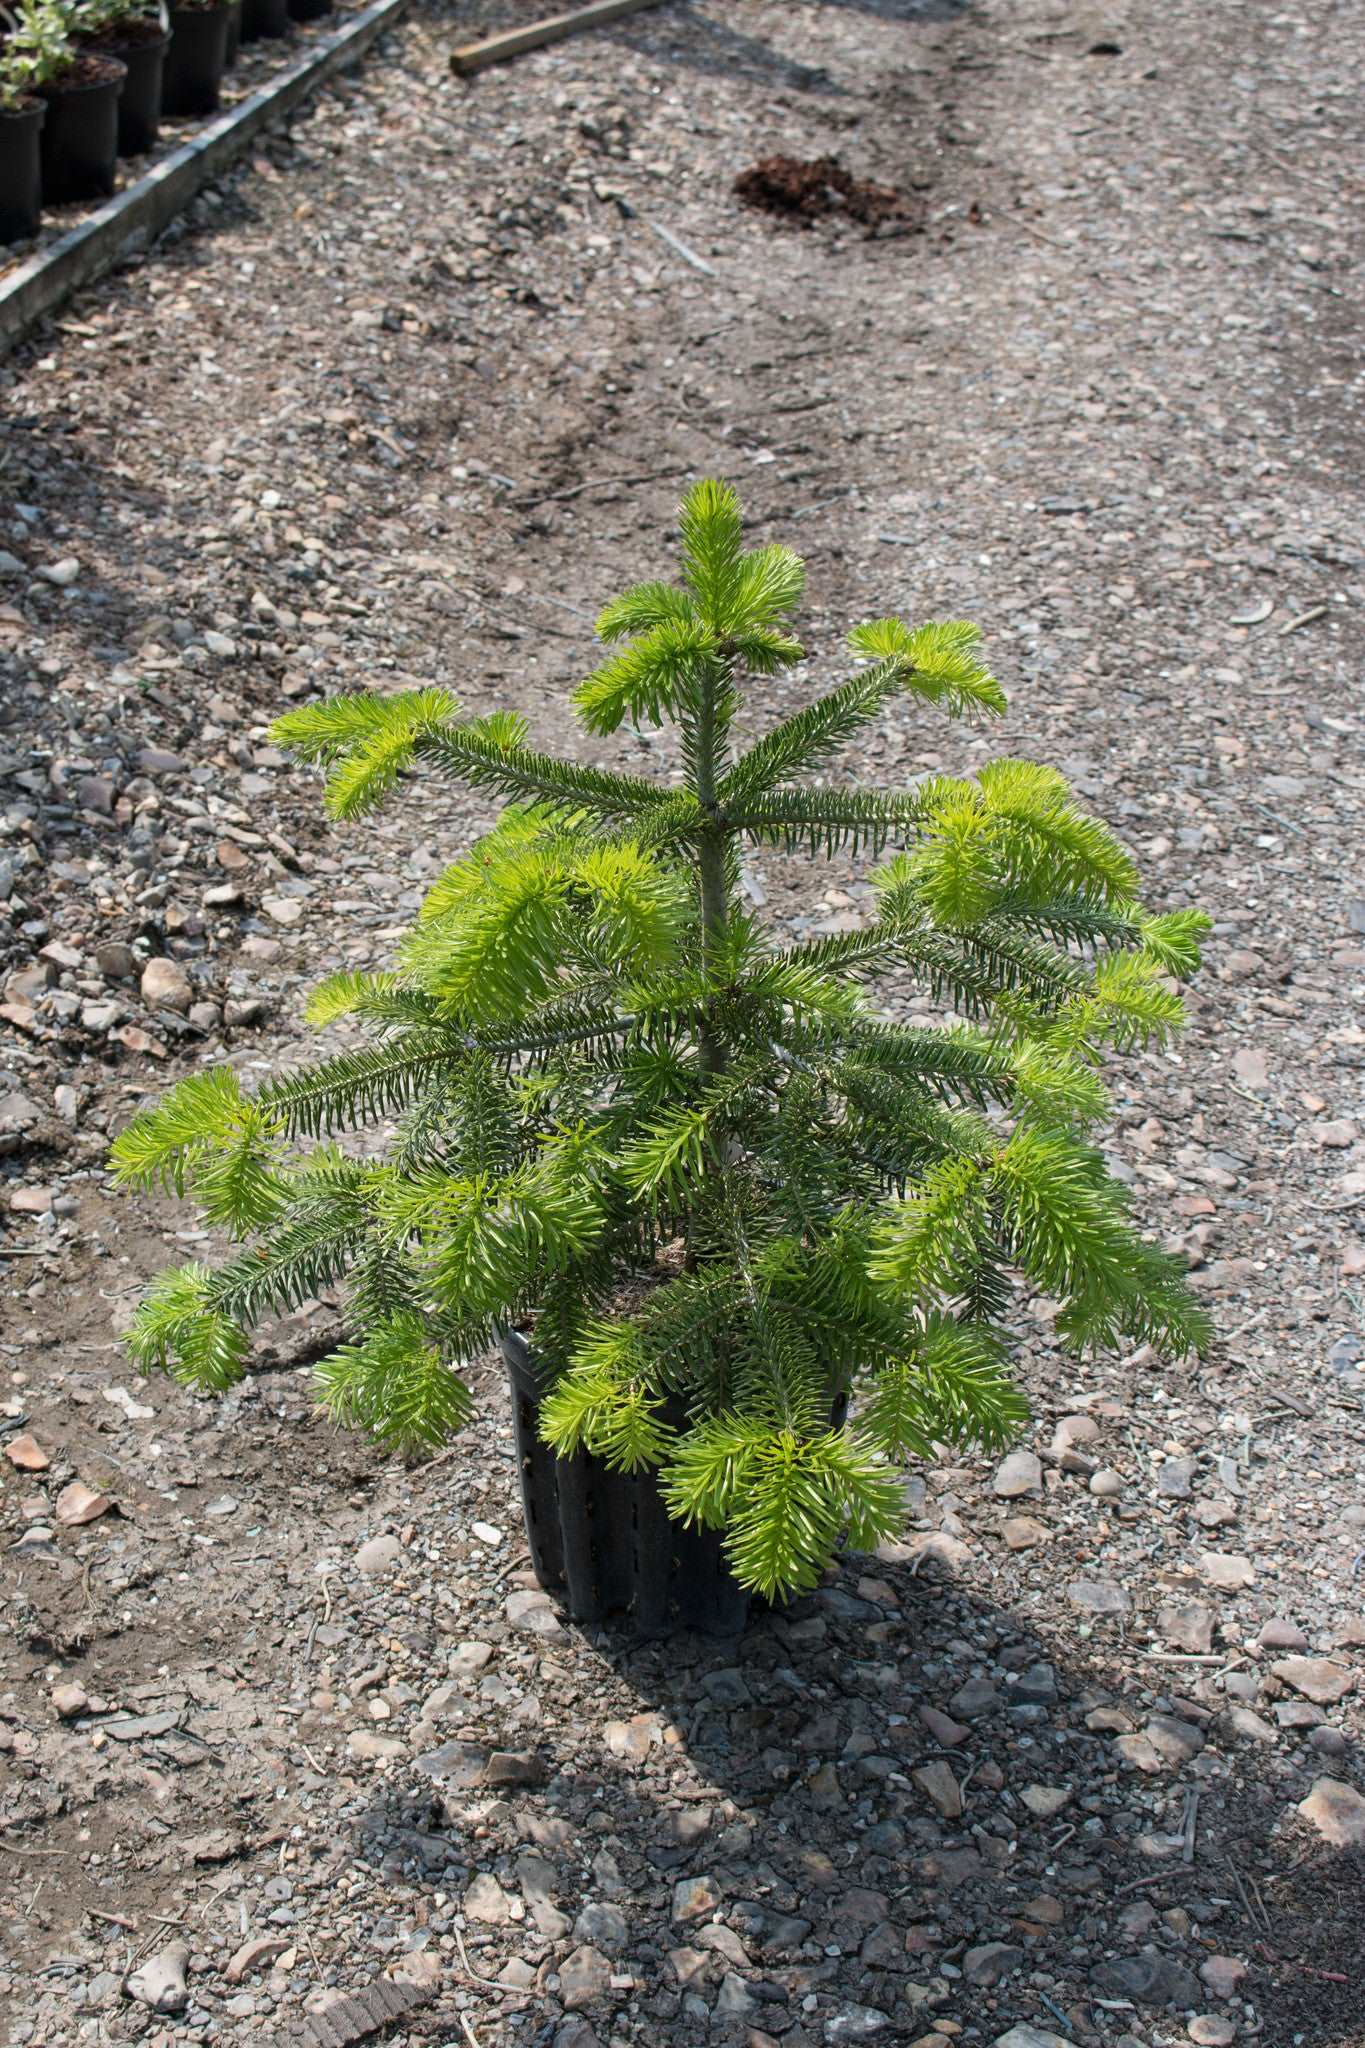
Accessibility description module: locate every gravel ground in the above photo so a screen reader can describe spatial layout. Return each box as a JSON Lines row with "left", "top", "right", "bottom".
{"left": 0, "top": 2, "right": 376, "bottom": 278}
{"left": 2, "top": 2, "right": 1363, "bottom": 2046}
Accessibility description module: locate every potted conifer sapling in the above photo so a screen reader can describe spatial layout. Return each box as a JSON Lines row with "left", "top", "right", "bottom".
{"left": 113, "top": 483, "right": 1211, "bottom": 1634}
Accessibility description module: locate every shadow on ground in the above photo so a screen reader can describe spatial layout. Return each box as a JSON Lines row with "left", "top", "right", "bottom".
{"left": 356, "top": 1549, "right": 1362, "bottom": 2046}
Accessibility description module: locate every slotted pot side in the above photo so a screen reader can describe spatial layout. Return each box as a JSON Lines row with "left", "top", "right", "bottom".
{"left": 501, "top": 1328, "right": 751, "bottom": 1637}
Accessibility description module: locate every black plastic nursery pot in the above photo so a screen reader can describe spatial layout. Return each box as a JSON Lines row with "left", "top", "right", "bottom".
{"left": 88, "top": 22, "right": 171, "bottom": 157}
{"left": 288, "top": 0, "right": 333, "bottom": 20}
{"left": 224, "top": 0, "right": 242, "bottom": 67}
{"left": 162, "top": 0, "right": 233, "bottom": 117}
{"left": 38, "top": 55, "right": 126, "bottom": 206}
{"left": 0, "top": 100, "right": 45, "bottom": 246}
{"left": 502, "top": 1329, "right": 753, "bottom": 1638}
{"left": 240, "top": 0, "right": 292, "bottom": 42}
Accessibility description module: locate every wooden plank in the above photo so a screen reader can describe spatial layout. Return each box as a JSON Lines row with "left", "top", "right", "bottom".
{"left": 0, "top": 0, "right": 412, "bottom": 361}
{"left": 451, "top": 0, "right": 665, "bottom": 75}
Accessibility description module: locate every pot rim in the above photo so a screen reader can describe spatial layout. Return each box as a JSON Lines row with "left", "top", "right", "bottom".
{"left": 39, "top": 55, "right": 129, "bottom": 95}
{"left": 83, "top": 22, "right": 173, "bottom": 53}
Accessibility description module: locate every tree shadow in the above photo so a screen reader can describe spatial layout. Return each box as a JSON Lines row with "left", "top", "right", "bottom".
{"left": 817, "top": 0, "right": 969, "bottom": 18}
{"left": 0, "top": 415, "right": 180, "bottom": 694}
{"left": 363, "top": 1546, "right": 1364, "bottom": 2045}
{"left": 606, "top": 7, "right": 849, "bottom": 97}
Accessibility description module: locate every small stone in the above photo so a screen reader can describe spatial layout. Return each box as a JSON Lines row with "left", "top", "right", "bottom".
{"left": 604, "top": 1711, "right": 661, "bottom": 1762}
{"left": 1002, "top": 1516, "right": 1048, "bottom": 1550}
{"left": 125, "top": 1943, "right": 190, "bottom": 2013}
{"left": 715, "top": 1973, "right": 758, "bottom": 2020}
{"left": 355, "top": 1534, "right": 402, "bottom": 1574}
{"left": 1093, "top": 1952, "right": 1201, "bottom": 2006}
{"left": 450, "top": 1640, "right": 494, "bottom": 1676}
{"left": 483, "top": 1749, "right": 547, "bottom": 1787}
{"left": 672, "top": 1875, "right": 722, "bottom": 1924}
{"left": 1258, "top": 1617, "right": 1308, "bottom": 1652}
{"left": 226, "top": 1936, "right": 290, "bottom": 1983}
{"left": 1200, "top": 1955, "right": 1247, "bottom": 1997}
{"left": 96, "top": 940, "right": 139, "bottom": 981}
{"left": 1089, "top": 1466, "right": 1125, "bottom": 1497}
{"left": 1310, "top": 1119, "right": 1357, "bottom": 1147}
{"left": 948, "top": 1677, "right": 1000, "bottom": 1719}
{"left": 994, "top": 1449, "right": 1042, "bottom": 1497}
{"left": 77, "top": 775, "right": 114, "bottom": 813}
{"left": 1068, "top": 1577, "right": 1130, "bottom": 1614}
{"left": 574, "top": 1902, "right": 628, "bottom": 1952}
{"left": 1200, "top": 1551, "right": 1255, "bottom": 1591}
{"left": 560, "top": 1945, "right": 612, "bottom": 2010}
{"left": 1051, "top": 1412, "right": 1100, "bottom": 1462}
{"left": 1157, "top": 1456, "right": 1196, "bottom": 1498}
{"left": 465, "top": 1874, "right": 512, "bottom": 1924}
{"left": 204, "top": 631, "right": 236, "bottom": 657}
{"left": 918, "top": 1705, "right": 970, "bottom": 1747}
{"left": 1271, "top": 1656, "right": 1354, "bottom": 1704}
{"left": 1020, "top": 1893, "right": 1065, "bottom": 1926}
{"left": 140, "top": 956, "right": 192, "bottom": 1014}
{"left": 506, "top": 1588, "right": 563, "bottom": 1633}
{"left": 1219, "top": 1704, "right": 1277, "bottom": 1744}
{"left": 1232, "top": 1047, "right": 1269, "bottom": 1089}
{"left": 9, "top": 1186, "right": 51, "bottom": 1214}
{"left": 1188, "top": 2020, "right": 1235, "bottom": 2047}
{"left": 859, "top": 1921, "right": 907, "bottom": 1970}
{"left": 1145, "top": 1714, "right": 1205, "bottom": 1764}
{"left": 1020, "top": 1784, "right": 1072, "bottom": 1818}
{"left": 1298, "top": 1777, "right": 1365, "bottom": 1847}
{"left": 912, "top": 1759, "right": 962, "bottom": 1820}
{"left": 4, "top": 1433, "right": 50, "bottom": 1470}
{"left": 39, "top": 557, "right": 80, "bottom": 587}
{"left": 701, "top": 1666, "right": 751, "bottom": 1707}
{"left": 824, "top": 2008, "right": 892, "bottom": 2042}
{"left": 1114, "top": 1734, "right": 1165, "bottom": 1773}
{"left": 262, "top": 894, "right": 304, "bottom": 926}
{"left": 52, "top": 1682, "right": 88, "bottom": 1718}
{"left": 963, "top": 1941, "right": 1022, "bottom": 1986}
{"left": 347, "top": 1731, "right": 404, "bottom": 1761}
{"left": 1160, "top": 1602, "right": 1215, "bottom": 1653}
{"left": 992, "top": 2031, "right": 1071, "bottom": 2048}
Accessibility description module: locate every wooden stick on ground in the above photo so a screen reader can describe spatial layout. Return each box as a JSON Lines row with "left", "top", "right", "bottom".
{"left": 451, "top": 0, "right": 665, "bottom": 75}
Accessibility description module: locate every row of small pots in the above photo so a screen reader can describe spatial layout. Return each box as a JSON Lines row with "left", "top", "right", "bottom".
{"left": 0, "top": 0, "right": 334, "bottom": 247}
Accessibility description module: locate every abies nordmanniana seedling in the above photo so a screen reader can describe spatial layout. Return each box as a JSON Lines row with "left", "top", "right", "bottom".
{"left": 112, "top": 483, "right": 1210, "bottom": 1605}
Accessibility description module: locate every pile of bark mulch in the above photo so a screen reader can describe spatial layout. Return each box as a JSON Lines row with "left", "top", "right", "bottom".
{"left": 733, "top": 153, "right": 920, "bottom": 234}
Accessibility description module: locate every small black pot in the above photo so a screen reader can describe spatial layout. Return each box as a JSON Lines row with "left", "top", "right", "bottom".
{"left": 288, "top": 0, "right": 333, "bottom": 20}
{"left": 240, "top": 0, "right": 291, "bottom": 41}
{"left": 0, "top": 99, "right": 45, "bottom": 246}
{"left": 162, "top": 1, "right": 232, "bottom": 117}
{"left": 503, "top": 1329, "right": 753, "bottom": 1637}
{"left": 38, "top": 57, "right": 125, "bottom": 206}
{"left": 91, "top": 27, "right": 170, "bottom": 157}
{"left": 224, "top": 0, "right": 242, "bottom": 67}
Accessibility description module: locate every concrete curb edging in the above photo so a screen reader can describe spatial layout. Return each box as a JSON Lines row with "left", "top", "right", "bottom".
{"left": 0, "top": 0, "right": 412, "bottom": 361}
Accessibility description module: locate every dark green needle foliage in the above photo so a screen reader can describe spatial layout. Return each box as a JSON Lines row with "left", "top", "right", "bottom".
{"left": 112, "top": 483, "right": 1211, "bottom": 1599}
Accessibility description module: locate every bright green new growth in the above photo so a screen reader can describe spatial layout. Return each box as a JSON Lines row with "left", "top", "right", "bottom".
{"left": 112, "top": 482, "right": 1211, "bottom": 1599}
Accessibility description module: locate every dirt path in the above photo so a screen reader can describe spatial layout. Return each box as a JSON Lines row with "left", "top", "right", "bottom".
{"left": 2, "top": 2, "right": 1363, "bottom": 2044}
